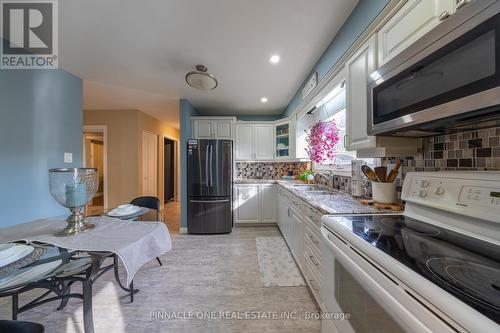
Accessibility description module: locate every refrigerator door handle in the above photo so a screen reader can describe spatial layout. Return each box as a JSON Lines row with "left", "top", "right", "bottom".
{"left": 205, "top": 147, "right": 209, "bottom": 188}
{"left": 189, "top": 199, "right": 230, "bottom": 203}
{"left": 209, "top": 145, "right": 213, "bottom": 187}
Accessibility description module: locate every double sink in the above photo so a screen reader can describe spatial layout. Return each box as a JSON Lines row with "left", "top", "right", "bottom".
{"left": 287, "top": 184, "right": 335, "bottom": 196}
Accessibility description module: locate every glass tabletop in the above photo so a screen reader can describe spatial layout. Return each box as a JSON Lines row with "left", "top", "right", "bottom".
{"left": 0, "top": 245, "right": 102, "bottom": 294}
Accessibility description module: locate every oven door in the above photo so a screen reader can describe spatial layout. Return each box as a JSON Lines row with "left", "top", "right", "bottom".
{"left": 320, "top": 227, "right": 457, "bottom": 333}
{"left": 369, "top": 7, "right": 500, "bottom": 136}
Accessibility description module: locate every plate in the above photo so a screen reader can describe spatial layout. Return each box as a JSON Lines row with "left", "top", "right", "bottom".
{"left": 0, "top": 260, "right": 62, "bottom": 290}
{"left": 0, "top": 244, "right": 34, "bottom": 268}
{"left": 108, "top": 206, "right": 141, "bottom": 217}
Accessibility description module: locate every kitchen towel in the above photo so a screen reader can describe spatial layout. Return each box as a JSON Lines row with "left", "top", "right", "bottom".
{"left": 0, "top": 216, "right": 172, "bottom": 286}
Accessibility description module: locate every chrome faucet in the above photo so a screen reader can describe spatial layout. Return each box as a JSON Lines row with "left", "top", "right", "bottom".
{"left": 314, "top": 171, "right": 334, "bottom": 187}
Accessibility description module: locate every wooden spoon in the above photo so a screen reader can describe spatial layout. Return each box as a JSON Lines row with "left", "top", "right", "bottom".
{"left": 387, "top": 160, "right": 403, "bottom": 183}
{"left": 374, "top": 166, "right": 387, "bottom": 183}
{"left": 361, "top": 165, "right": 380, "bottom": 182}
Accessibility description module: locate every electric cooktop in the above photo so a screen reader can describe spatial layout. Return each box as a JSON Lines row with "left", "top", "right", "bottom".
{"left": 325, "top": 214, "right": 500, "bottom": 325}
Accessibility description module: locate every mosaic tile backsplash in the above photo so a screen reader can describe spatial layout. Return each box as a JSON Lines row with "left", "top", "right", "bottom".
{"left": 236, "top": 162, "right": 311, "bottom": 179}
{"left": 321, "top": 126, "right": 500, "bottom": 202}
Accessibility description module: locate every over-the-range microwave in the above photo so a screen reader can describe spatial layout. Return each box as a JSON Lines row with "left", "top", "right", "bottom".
{"left": 368, "top": 0, "right": 500, "bottom": 137}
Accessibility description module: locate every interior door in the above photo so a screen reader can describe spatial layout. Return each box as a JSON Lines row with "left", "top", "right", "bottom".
{"left": 142, "top": 131, "right": 158, "bottom": 196}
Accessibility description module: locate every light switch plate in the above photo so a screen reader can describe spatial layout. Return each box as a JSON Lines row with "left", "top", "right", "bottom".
{"left": 64, "top": 152, "right": 73, "bottom": 163}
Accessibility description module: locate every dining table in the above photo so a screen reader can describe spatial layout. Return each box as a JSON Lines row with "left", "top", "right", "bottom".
{"left": 0, "top": 214, "right": 172, "bottom": 333}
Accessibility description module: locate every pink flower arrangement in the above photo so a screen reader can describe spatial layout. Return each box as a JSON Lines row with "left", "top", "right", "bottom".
{"left": 305, "top": 120, "right": 341, "bottom": 164}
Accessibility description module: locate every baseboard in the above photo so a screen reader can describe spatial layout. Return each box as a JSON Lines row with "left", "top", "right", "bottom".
{"left": 234, "top": 223, "right": 277, "bottom": 227}
{"left": 179, "top": 227, "right": 188, "bottom": 234}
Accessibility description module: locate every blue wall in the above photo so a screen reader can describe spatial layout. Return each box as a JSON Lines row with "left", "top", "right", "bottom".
{"left": 179, "top": 99, "right": 199, "bottom": 228}
{"left": 283, "top": 0, "right": 390, "bottom": 117}
{"left": 0, "top": 69, "right": 83, "bottom": 227}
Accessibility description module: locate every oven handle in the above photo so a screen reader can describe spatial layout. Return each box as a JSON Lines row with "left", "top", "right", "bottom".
{"left": 320, "top": 228, "right": 456, "bottom": 333}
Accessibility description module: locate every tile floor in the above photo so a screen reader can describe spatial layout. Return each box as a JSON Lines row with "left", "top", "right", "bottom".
{"left": 0, "top": 227, "right": 320, "bottom": 332}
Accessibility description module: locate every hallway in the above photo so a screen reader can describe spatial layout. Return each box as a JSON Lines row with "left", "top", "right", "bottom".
{"left": 163, "top": 201, "right": 180, "bottom": 233}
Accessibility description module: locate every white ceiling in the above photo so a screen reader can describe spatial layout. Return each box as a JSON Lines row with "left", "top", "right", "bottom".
{"left": 60, "top": 0, "right": 358, "bottom": 127}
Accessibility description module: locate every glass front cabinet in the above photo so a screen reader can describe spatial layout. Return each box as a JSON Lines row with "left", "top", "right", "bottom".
{"left": 274, "top": 119, "right": 295, "bottom": 159}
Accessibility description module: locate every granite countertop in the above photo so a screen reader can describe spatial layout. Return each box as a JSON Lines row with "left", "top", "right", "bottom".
{"left": 277, "top": 182, "right": 396, "bottom": 215}
{"left": 233, "top": 179, "right": 398, "bottom": 214}
{"left": 233, "top": 178, "right": 279, "bottom": 184}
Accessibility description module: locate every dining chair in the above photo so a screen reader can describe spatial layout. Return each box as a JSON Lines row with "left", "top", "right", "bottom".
{"left": 129, "top": 196, "right": 163, "bottom": 266}
{"left": 0, "top": 320, "right": 44, "bottom": 333}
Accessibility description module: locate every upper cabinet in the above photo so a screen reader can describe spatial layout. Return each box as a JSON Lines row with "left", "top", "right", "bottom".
{"left": 345, "top": 36, "right": 377, "bottom": 151}
{"left": 192, "top": 117, "right": 236, "bottom": 140}
{"left": 274, "top": 119, "right": 296, "bottom": 160}
{"left": 345, "top": 36, "right": 420, "bottom": 156}
{"left": 235, "top": 123, "right": 274, "bottom": 161}
{"left": 377, "top": 0, "right": 458, "bottom": 67}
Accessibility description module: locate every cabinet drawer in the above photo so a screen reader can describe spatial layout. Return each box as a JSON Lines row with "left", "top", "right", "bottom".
{"left": 305, "top": 240, "right": 322, "bottom": 280}
{"left": 304, "top": 225, "right": 321, "bottom": 257}
{"left": 305, "top": 254, "right": 322, "bottom": 305}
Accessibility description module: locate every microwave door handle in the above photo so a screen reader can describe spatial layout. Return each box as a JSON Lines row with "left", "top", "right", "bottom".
{"left": 205, "top": 147, "right": 209, "bottom": 188}
{"left": 209, "top": 145, "right": 213, "bottom": 187}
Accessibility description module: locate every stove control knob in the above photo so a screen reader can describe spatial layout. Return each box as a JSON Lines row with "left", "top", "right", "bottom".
{"left": 419, "top": 190, "right": 428, "bottom": 198}
{"left": 435, "top": 186, "right": 445, "bottom": 196}
{"left": 420, "top": 180, "right": 430, "bottom": 188}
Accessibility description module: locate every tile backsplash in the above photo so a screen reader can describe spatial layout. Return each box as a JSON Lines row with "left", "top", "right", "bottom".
{"left": 236, "top": 162, "right": 311, "bottom": 179}
{"left": 320, "top": 126, "right": 500, "bottom": 202}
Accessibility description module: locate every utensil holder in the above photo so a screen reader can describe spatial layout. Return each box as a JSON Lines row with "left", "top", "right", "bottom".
{"left": 372, "top": 182, "right": 396, "bottom": 204}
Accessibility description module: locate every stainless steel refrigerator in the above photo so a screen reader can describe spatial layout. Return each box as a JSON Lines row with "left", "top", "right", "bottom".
{"left": 187, "top": 139, "right": 233, "bottom": 234}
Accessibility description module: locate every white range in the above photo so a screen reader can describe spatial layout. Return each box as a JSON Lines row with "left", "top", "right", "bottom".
{"left": 321, "top": 171, "right": 500, "bottom": 333}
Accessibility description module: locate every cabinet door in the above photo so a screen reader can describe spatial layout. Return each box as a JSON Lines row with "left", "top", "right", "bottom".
{"left": 234, "top": 185, "right": 260, "bottom": 223}
{"left": 193, "top": 120, "right": 213, "bottom": 139}
{"left": 214, "top": 120, "right": 233, "bottom": 139}
{"left": 260, "top": 184, "right": 276, "bottom": 223}
{"left": 235, "top": 124, "right": 254, "bottom": 160}
{"left": 377, "top": 0, "right": 456, "bottom": 66}
{"left": 254, "top": 125, "right": 274, "bottom": 160}
{"left": 346, "top": 36, "right": 377, "bottom": 151}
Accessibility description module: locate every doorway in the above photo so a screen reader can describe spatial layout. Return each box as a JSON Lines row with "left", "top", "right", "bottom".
{"left": 142, "top": 131, "right": 158, "bottom": 196}
{"left": 164, "top": 138, "right": 175, "bottom": 203}
{"left": 83, "top": 126, "right": 108, "bottom": 215}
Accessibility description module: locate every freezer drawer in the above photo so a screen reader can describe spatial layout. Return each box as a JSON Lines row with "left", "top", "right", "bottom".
{"left": 187, "top": 198, "right": 232, "bottom": 234}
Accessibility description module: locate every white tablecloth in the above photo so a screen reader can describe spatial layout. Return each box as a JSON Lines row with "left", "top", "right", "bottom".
{"left": 0, "top": 216, "right": 172, "bottom": 286}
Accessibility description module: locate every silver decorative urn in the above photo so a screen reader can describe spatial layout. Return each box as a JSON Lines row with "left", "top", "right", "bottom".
{"left": 48, "top": 168, "right": 99, "bottom": 236}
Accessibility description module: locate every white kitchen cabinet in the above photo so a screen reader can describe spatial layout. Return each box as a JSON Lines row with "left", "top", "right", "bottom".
{"left": 192, "top": 117, "right": 236, "bottom": 140}
{"left": 234, "top": 184, "right": 276, "bottom": 224}
{"left": 235, "top": 124, "right": 254, "bottom": 160}
{"left": 234, "top": 185, "right": 260, "bottom": 224}
{"left": 255, "top": 125, "right": 274, "bottom": 160}
{"left": 260, "top": 184, "right": 276, "bottom": 223}
{"left": 274, "top": 119, "right": 296, "bottom": 159}
{"left": 344, "top": 36, "right": 420, "bottom": 156}
{"left": 345, "top": 36, "right": 377, "bottom": 152}
{"left": 377, "top": 0, "right": 457, "bottom": 67}
{"left": 235, "top": 123, "right": 274, "bottom": 161}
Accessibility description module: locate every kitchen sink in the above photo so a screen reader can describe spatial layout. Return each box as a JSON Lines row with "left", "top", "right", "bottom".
{"left": 288, "top": 185, "right": 326, "bottom": 191}
{"left": 302, "top": 190, "right": 335, "bottom": 195}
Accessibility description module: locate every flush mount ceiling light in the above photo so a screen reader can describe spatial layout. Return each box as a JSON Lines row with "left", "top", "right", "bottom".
{"left": 185, "top": 65, "right": 218, "bottom": 91}
{"left": 270, "top": 55, "right": 280, "bottom": 64}
{"left": 261, "top": 97, "right": 268, "bottom": 103}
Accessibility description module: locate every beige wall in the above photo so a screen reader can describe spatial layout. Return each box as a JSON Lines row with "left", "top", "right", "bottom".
{"left": 83, "top": 108, "right": 180, "bottom": 208}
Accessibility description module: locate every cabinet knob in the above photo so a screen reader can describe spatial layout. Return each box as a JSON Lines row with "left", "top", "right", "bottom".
{"left": 438, "top": 10, "right": 450, "bottom": 21}
{"left": 456, "top": 0, "right": 469, "bottom": 10}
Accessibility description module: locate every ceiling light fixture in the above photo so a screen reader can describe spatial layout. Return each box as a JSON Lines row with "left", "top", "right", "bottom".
{"left": 270, "top": 55, "right": 280, "bottom": 64}
{"left": 185, "top": 65, "right": 218, "bottom": 91}
{"left": 261, "top": 97, "right": 268, "bottom": 103}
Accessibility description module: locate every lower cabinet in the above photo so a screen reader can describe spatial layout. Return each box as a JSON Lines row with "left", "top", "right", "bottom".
{"left": 276, "top": 185, "right": 324, "bottom": 310}
{"left": 234, "top": 184, "right": 275, "bottom": 224}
